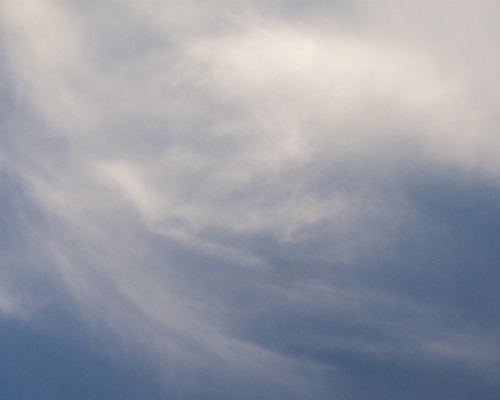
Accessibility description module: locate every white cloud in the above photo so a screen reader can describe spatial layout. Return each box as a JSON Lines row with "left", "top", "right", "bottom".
{"left": 2, "top": 0, "right": 500, "bottom": 396}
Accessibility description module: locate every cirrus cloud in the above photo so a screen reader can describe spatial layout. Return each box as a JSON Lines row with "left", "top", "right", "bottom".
{"left": 1, "top": 1, "right": 500, "bottom": 398}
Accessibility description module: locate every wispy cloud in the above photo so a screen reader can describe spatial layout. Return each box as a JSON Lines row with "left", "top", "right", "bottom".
{"left": 1, "top": 1, "right": 500, "bottom": 398}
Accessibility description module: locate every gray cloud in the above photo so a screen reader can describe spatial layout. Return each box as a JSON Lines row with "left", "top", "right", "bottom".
{"left": 1, "top": 1, "right": 500, "bottom": 398}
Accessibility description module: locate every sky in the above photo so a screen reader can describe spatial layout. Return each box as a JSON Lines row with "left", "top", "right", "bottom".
{"left": 1, "top": 1, "right": 500, "bottom": 399}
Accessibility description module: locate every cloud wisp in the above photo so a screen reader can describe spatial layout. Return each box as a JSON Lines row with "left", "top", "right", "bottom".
{"left": 1, "top": 1, "right": 500, "bottom": 398}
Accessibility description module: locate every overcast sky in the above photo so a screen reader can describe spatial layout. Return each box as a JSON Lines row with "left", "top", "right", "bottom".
{"left": 1, "top": 1, "right": 500, "bottom": 399}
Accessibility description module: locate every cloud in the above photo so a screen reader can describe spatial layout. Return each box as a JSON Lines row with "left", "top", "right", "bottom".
{"left": 1, "top": 0, "right": 500, "bottom": 398}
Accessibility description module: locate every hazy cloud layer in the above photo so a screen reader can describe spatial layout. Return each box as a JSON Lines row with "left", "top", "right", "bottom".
{"left": 1, "top": 1, "right": 500, "bottom": 398}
